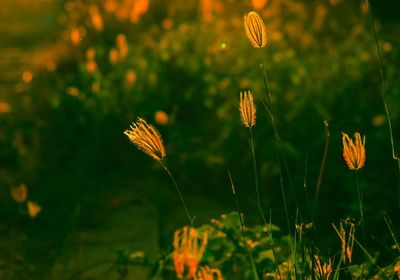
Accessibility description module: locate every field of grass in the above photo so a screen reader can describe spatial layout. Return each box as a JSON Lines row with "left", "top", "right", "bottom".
{"left": 1, "top": 0, "right": 400, "bottom": 279}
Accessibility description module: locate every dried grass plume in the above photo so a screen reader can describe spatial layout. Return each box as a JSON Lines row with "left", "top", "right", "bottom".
{"left": 124, "top": 118, "right": 166, "bottom": 161}
{"left": 243, "top": 11, "right": 267, "bottom": 48}
{"left": 342, "top": 132, "right": 366, "bottom": 170}
{"left": 239, "top": 91, "right": 256, "bottom": 128}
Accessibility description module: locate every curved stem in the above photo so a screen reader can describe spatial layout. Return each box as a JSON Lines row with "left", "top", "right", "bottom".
{"left": 249, "top": 127, "right": 267, "bottom": 225}
{"left": 159, "top": 160, "right": 194, "bottom": 225}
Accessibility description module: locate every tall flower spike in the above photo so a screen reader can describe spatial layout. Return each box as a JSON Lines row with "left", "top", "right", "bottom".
{"left": 124, "top": 118, "right": 166, "bottom": 161}
{"left": 239, "top": 91, "right": 256, "bottom": 128}
{"left": 243, "top": 11, "right": 267, "bottom": 48}
{"left": 342, "top": 132, "right": 366, "bottom": 170}
{"left": 173, "top": 226, "right": 208, "bottom": 279}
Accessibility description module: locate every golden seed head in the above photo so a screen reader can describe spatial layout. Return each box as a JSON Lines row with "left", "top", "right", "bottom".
{"left": 243, "top": 11, "right": 267, "bottom": 48}
{"left": 173, "top": 226, "right": 208, "bottom": 279}
{"left": 124, "top": 118, "right": 166, "bottom": 161}
{"left": 342, "top": 132, "right": 366, "bottom": 170}
{"left": 239, "top": 90, "right": 256, "bottom": 128}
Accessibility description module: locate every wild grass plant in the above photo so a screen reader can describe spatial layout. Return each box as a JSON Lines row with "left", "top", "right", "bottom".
{"left": 121, "top": 6, "right": 400, "bottom": 279}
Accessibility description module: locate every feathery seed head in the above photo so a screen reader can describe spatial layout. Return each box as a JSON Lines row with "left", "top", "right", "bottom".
{"left": 243, "top": 11, "right": 267, "bottom": 48}
{"left": 239, "top": 91, "right": 256, "bottom": 128}
{"left": 342, "top": 132, "right": 366, "bottom": 170}
{"left": 124, "top": 118, "right": 166, "bottom": 161}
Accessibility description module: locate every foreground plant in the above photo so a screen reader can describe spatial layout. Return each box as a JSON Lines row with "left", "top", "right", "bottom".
{"left": 124, "top": 118, "right": 194, "bottom": 225}
{"left": 173, "top": 226, "right": 208, "bottom": 279}
{"left": 239, "top": 90, "right": 266, "bottom": 227}
{"left": 342, "top": 132, "right": 366, "bottom": 222}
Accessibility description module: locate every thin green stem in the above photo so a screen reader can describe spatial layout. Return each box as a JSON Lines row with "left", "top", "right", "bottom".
{"left": 249, "top": 127, "right": 267, "bottom": 225}
{"left": 260, "top": 96, "right": 292, "bottom": 239}
{"left": 354, "top": 238, "right": 390, "bottom": 279}
{"left": 228, "top": 171, "right": 260, "bottom": 280}
{"left": 159, "top": 160, "right": 194, "bottom": 225}
{"left": 269, "top": 209, "right": 282, "bottom": 280}
{"left": 355, "top": 170, "right": 364, "bottom": 224}
{"left": 315, "top": 120, "right": 330, "bottom": 204}
{"left": 259, "top": 64, "right": 295, "bottom": 270}
{"left": 382, "top": 212, "right": 400, "bottom": 255}
{"left": 364, "top": 0, "right": 398, "bottom": 161}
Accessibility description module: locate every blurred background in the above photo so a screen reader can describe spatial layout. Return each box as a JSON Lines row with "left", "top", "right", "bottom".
{"left": 0, "top": 0, "right": 400, "bottom": 279}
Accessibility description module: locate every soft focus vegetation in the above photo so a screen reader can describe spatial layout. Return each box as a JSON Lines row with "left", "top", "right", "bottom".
{"left": 1, "top": 0, "right": 400, "bottom": 279}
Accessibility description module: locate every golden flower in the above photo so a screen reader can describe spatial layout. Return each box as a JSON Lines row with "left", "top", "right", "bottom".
{"left": 243, "top": 11, "right": 267, "bottom": 48}
{"left": 342, "top": 132, "right": 366, "bottom": 170}
{"left": 154, "top": 110, "right": 168, "bottom": 125}
{"left": 11, "top": 184, "right": 28, "bottom": 203}
{"left": 173, "top": 226, "right": 208, "bottom": 279}
{"left": 124, "top": 118, "right": 166, "bottom": 161}
{"left": 194, "top": 266, "right": 223, "bottom": 280}
{"left": 27, "top": 201, "right": 41, "bottom": 219}
{"left": 239, "top": 91, "right": 256, "bottom": 128}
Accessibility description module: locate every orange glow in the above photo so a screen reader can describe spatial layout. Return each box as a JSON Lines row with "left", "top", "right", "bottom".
{"left": 67, "top": 87, "right": 80, "bottom": 97}
{"left": 252, "top": 0, "right": 268, "bottom": 10}
{"left": 86, "top": 48, "right": 96, "bottom": 60}
{"left": 22, "top": 71, "right": 33, "bottom": 83}
{"left": 125, "top": 70, "right": 137, "bottom": 86}
{"left": 130, "top": 0, "right": 149, "bottom": 23}
{"left": 162, "top": 18, "right": 173, "bottom": 29}
{"left": 11, "top": 184, "right": 28, "bottom": 203}
{"left": 86, "top": 60, "right": 97, "bottom": 74}
{"left": 154, "top": 110, "right": 168, "bottom": 125}
{"left": 0, "top": 102, "right": 11, "bottom": 113}
{"left": 27, "top": 201, "right": 41, "bottom": 219}
{"left": 116, "top": 34, "right": 128, "bottom": 59}
{"left": 109, "top": 48, "right": 119, "bottom": 64}
{"left": 89, "top": 5, "right": 104, "bottom": 32}
{"left": 70, "top": 27, "right": 83, "bottom": 45}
